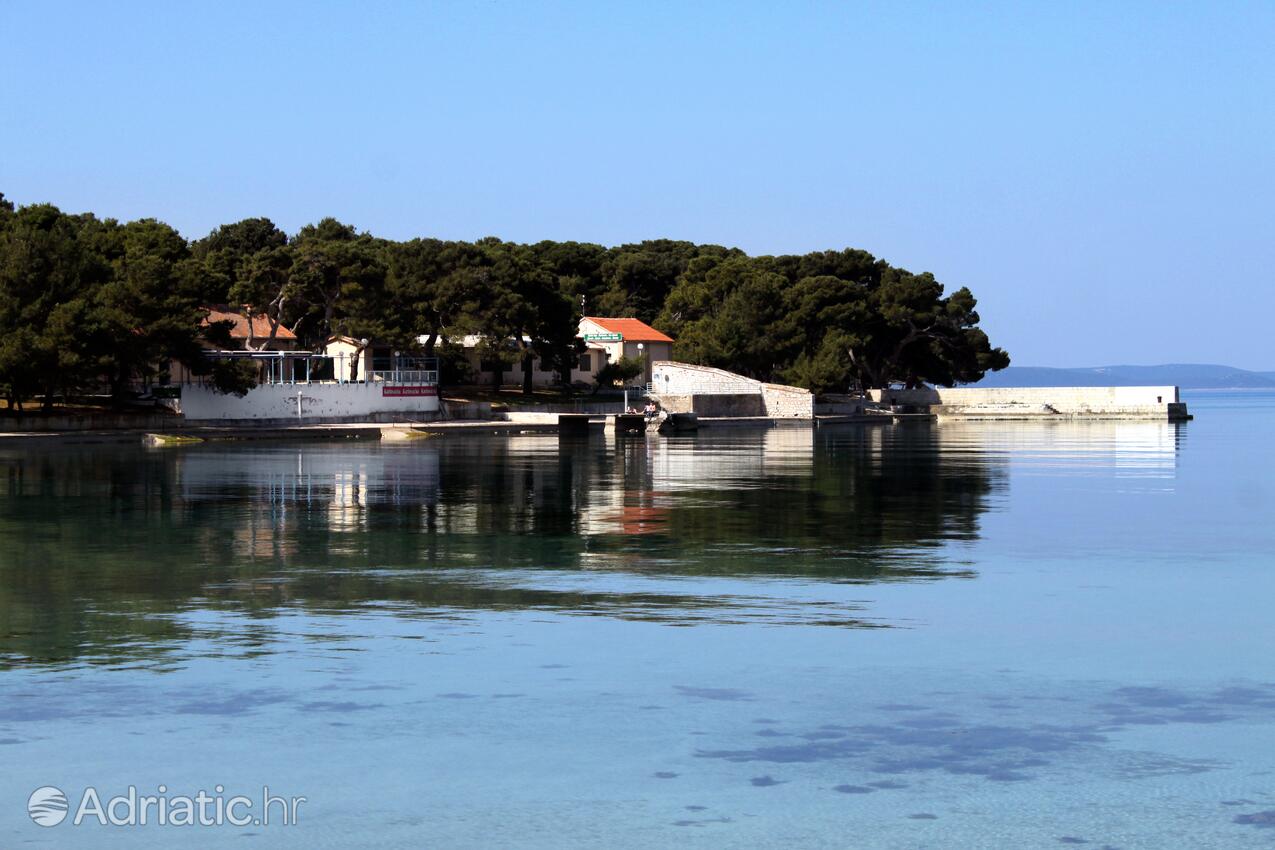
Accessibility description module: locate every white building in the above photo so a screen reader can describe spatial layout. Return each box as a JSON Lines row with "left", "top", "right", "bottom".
{"left": 178, "top": 346, "right": 439, "bottom": 422}
{"left": 453, "top": 317, "right": 674, "bottom": 388}
{"left": 577, "top": 317, "right": 673, "bottom": 387}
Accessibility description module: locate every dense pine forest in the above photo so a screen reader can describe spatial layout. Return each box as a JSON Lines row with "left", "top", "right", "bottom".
{"left": 0, "top": 192, "right": 1008, "bottom": 409}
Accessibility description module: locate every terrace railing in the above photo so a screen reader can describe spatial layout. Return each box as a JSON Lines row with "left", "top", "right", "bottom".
{"left": 368, "top": 369, "right": 439, "bottom": 385}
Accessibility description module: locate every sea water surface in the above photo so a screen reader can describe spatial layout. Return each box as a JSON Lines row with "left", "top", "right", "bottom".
{"left": 1, "top": 391, "right": 1274, "bottom": 847}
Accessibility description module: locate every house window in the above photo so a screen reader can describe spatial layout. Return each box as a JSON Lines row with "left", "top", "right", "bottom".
{"left": 578, "top": 353, "right": 593, "bottom": 372}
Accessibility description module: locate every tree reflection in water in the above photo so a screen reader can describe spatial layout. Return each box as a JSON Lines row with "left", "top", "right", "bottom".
{"left": 0, "top": 425, "right": 1003, "bottom": 668}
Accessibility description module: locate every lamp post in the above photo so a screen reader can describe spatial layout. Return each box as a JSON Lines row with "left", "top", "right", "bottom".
{"left": 624, "top": 343, "right": 646, "bottom": 413}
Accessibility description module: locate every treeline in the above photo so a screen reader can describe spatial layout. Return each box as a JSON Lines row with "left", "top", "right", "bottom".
{"left": 0, "top": 192, "right": 1008, "bottom": 408}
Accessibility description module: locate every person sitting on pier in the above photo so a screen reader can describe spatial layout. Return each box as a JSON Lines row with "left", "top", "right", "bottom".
{"left": 643, "top": 400, "right": 659, "bottom": 421}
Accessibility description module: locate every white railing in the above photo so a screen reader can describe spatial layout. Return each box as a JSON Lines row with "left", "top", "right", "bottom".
{"left": 368, "top": 370, "right": 439, "bottom": 384}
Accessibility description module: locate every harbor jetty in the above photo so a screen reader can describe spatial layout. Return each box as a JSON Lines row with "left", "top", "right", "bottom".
{"left": 0, "top": 360, "right": 1190, "bottom": 445}
{"left": 868, "top": 385, "right": 1190, "bottom": 421}
{"left": 648, "top": 361, "right": 1189, "bottom": 422}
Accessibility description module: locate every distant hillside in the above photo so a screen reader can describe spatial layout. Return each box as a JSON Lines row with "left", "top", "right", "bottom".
{"left": 971, "top": 364, "right": 1275, "bottom": 389}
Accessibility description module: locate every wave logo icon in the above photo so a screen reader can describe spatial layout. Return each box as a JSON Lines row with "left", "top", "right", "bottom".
{"left": 27, "top": 786, "right": 69, "bottom": 827}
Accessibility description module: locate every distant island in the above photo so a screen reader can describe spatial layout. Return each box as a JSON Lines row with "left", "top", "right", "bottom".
{"left": 972, "top": 364, "right": 1275, "bottom": 389}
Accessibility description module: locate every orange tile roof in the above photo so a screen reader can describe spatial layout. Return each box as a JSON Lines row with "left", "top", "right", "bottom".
{"left": 584, "top": 317, "right": 673, "bottom": 343}
{"left": 203, "top": 308, "right": 297, "bottom": 340}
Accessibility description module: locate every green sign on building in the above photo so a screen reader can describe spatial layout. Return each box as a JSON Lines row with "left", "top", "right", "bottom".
{"left": 582, "top": 333, "right": 622, "bottom": 342}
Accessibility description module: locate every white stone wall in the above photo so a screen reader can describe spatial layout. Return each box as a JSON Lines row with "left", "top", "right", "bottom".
{"left": 180, "top": 382, "right": 440, "bottom": 421}
{"left": 761, "top": 383, "right": 815, "bottom": 418}
{"left": 653, "top": 393, "right": 765, "bottom": 416}
{"left": 872, "top": 387, "right": 1178, "bottom": 417}
{"left": 872, "top": 389, "right": 1178, "bottom": 407}
{"left": 910, "top": 386, "right": 1175, "bottom": 406}
{"left": 652, "top": 362, "right": 763, "bottom": 395}
{"left": 650, "top": 362, "right": 813, "bottom": 418}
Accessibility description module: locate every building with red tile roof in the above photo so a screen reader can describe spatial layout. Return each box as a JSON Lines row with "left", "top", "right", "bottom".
{"left": 202, "top": 307, "right": 297, "bottom": 349}
{"left": 449, "top": 316, "right": 676, "bottom": 389}
{"left": 578, "top": 317, "right": 674, "bottom": 386}
{"left": 581, "top": 317, "right": 673, "bottom": 344}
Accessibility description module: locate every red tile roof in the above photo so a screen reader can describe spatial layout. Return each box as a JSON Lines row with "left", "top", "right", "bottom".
{"left": 584, "top": 317, "right": 673, "bottom": 343}
{"left": 203, "top": 308, "right": 297, "bottom": 340}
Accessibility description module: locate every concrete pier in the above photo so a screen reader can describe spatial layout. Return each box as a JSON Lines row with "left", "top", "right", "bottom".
{"left": 870, "top": 386, "right": 1190, "bottom": 421}
{"left": 557, "top": 414, "right": 594, "bottom": 436}
{"left": 0, "top": 383, "right": 1195, "bottom": 448}
{"left": 658, "top": 412, "right": 700, "bottom": 432}
{"left": 611, "top": 414, "right": 646, "bottom": 434}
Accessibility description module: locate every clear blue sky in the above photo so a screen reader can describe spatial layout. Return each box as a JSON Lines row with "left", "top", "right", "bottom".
{"left": 2, "top": 1, "right": 1271, "bottom": 368}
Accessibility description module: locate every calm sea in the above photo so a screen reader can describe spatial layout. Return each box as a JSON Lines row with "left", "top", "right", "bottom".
{"left": 2, "top": 390, "right": 1273, "bottom": 847}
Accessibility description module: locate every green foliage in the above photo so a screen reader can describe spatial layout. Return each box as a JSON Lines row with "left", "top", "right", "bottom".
{"left": 366, "top": 238, "right": 465, "bottom": 351}
{"left": 0, "top": 190, "right": 1009, "bottom": 408}
{"left": 0, "top": 206, "right": 225, "bottom": 406}
{"left": 190, "top": 217, "right": 287, "bottom": 304}
{"left": 434, "top": 339, "right": 475, "bottom": 385}
{"left": 206, "top": 359, "right": 259, "bottom": 396}
{"left": 658, "top": 250, "right": 1009, "bottom": 391}
{"left": 593, "top": 355, "right": 644, "bottom": 392}
{"left": 195, "top": 216, "right": 386, "bottom": 351}
{"left": 88, "top": 218, "right": 212, "bottom": 395}
{"left": 0, "top": 204, "right": 105, "bottom": 407}
{"left": 595, "top": 240, "right": 738, "bottom": 323}
{"left": 287, "top": 218, "right": 385, "bottom": 344}
{"left": 665, "top": 257, "right": 790, "bottom": 380}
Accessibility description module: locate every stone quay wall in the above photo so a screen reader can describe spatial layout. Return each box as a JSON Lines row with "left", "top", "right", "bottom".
{"left": 869, "top": 386, "right": 1187, "bottom": 420}
{"left": 650, "top": 362, "right": 813, "bottom": 419}
{"left": 181, "top": 382, "right": 441, "bottom": 422}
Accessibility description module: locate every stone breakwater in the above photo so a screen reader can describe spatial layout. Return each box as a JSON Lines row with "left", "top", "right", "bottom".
{"left": 650, "top": 361, "right": 814, "bottom": 418}
{"left": 869, "top": 386, "right": 1190, "bottom": 421}
{"left": 651, "top": 361, "right": 1189, "bottom": 422}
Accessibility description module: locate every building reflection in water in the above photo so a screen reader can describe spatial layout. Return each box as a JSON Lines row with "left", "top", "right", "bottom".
{"left": 0, "top": 419, "right": 1185, "bottom": 667}
{"left": 931, "top": 420, "right": 1181, "bottom": 478}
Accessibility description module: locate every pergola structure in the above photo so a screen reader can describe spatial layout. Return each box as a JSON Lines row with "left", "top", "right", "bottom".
{"left": 197, "top": 350, "right": 438, "bottom": 385}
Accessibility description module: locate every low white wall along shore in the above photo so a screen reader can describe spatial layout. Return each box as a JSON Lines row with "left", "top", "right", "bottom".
{"left": 870, "top": 386, "right": 1188, "bottom": 420}
{"left": 180, "top": 382, "right": 440, "bottom": 422}
{"left": 650, "top": 362, "right": 813, "bottom": 418}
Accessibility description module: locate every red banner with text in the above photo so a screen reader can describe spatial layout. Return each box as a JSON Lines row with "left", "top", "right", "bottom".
{"left": 382, "top": 385, "right": 438, "bottom": 397}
